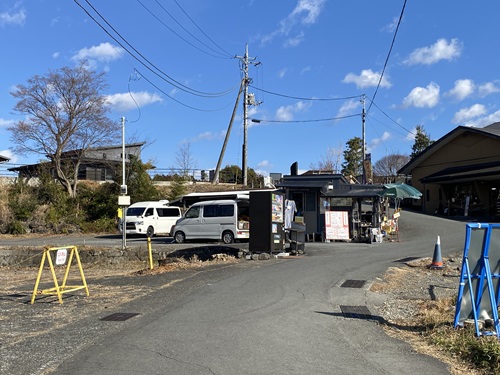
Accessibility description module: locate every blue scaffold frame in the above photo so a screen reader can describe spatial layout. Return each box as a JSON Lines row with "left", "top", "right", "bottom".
{"left": 453, "top": 223, "right": 500, "bottom": 338}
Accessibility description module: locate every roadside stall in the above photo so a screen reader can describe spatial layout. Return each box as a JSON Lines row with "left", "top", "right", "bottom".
{"left": 377, "top": 183, "right": 422, "bottom": 242}
{"left": 321, "top": 186, "right": 384, "bottom": 243}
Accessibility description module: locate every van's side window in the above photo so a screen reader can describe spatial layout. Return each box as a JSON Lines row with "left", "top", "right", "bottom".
{"left": 185, "top": 206, "right": 200, "bottom": 219}
{"left": 218, "top": 204, "right": 234, "bottom": 217}
{"left": 145, "top": 208, "right": 154, "bottom": 217}
{"left": 203, "top": 205, "right": 218, "bottom": 217}
{"left": 157, "top": 208, "right": 180, "bottom": 217}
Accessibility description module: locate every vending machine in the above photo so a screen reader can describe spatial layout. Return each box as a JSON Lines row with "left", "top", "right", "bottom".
{"left": 249, "top": 191, "right": 285, "bottom": 253}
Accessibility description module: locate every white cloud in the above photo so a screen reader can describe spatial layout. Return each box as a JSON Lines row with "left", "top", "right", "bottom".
{"left": 0, "top": 118, "right": 14, "bottom": 128}
{"left": 188, "top": 130, "right": 226, "bottom": 143}
{"left": 284, "top": 32, "right": 305, "bottom": 47}
{"left": 275, "top": 100, "right": 311, "bottom": 121}
{"left": 452, "top": 104, "right": 487, "bottom": 124}
{"left": 301, "top": 66, "right": 311, "bottom": 75}
{"left": 406, "top": 127, "right": 418, "bottom": 141}
{"left": 382, "top": 16, "right": 399, "bottom": 33}
{"left": 0, "top": 149, "right": 17, "bottom": 163}
{"left": 71, "top": 42, "right": 124, "bottom": 66}
{"left": 478, "top": 81, "right": 500, "bottom": 97}
{"left": 257, "top": 160, "right": 272, "bottom": 169}
{"left": 446, "top": 79, "right": 475, "bottom": 101}
{"left": 462, "top": 110, "right": 500, "bottom": 128}
{"left": 260, "top": 0, "right": 325, "bottom": 46}
{"left": 367, "top": 131, "right": 391, "bottom": 153}
{"left": 402, "top": 82, "right": 440, "bottom": 108}
{"left": 291, "top": 0, "right": 325, "bottom": 24}
{"left": 342, "top": 69, "right": 391, "bottom": 89}
{"left": 336, "top": 99, "right": 360, "bottom": 119}
{"left": 278, "top": 68, "right": 288, "bottom": 79}
{"left": 405, "top": 38, "right": 463, "bottom": 65}
{"left": 0, "top": 7, "right": 26, "bottom": 27}
{"left": 52, "top": 51, "right": 60, "bottom": 59}
{"left": 106, "top": 91, "right": 163, "bottom": 112}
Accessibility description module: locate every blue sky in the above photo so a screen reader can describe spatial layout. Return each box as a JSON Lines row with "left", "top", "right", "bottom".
{"left": 1, "top": 0, "right": 499, "bottom": 177}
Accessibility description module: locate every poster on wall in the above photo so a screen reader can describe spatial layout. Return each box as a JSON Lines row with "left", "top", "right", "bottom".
{"left": 271, "top": 193, "right": 284, "bottom": 223}
{"left": 325, "top": 211, "right": 349, "bottom": 240}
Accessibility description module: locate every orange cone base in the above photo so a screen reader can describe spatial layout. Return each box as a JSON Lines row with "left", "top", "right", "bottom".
{"left": 429, "top": 262, "right": 444, "bottom": 270}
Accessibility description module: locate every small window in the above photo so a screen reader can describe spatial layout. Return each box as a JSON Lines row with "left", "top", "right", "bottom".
{"left": 103, "top": 153, "right": 107, "bottom": 159}
{"left": 185, "top": 206, "right": 200, "bottom": 219}
{"left": 203, "top": 205, "right": 218, "bottom": 218}
{"left": 218, "top": 204, "right": 234, "bottom": 217}
{"left": 157, "top": 208, "right": 180, "bottom": 217}
{"left": 145, "top": 208, "right": 154, "bottom": 217}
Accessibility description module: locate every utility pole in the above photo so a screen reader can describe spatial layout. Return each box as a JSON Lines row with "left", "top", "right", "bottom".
{"left": 235, "top": 44, "right": 259, "bottom": 186}
{"left": 361, "top": 95, "right": 366, "bottom": 184}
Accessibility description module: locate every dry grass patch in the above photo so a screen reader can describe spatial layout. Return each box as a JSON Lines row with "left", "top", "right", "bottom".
{"left": 137, "top": 254, "right": 239, "bottom": 275}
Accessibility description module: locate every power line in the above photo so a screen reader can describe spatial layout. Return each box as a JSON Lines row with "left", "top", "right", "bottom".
{"left": 367, "top": 98, "right": 415, "bottom": 136}
{"left": 366, "top": 0, "right": 407, "bottom": 115}
{"left": 251, "top": 113, "right": 361, "bottom": 124}
{"left": 75, "top": 0, "right": 236, "bottom": 98}
{"left": 136, "top": 0, "right": 233, "bottom": 59}
{"left": 249, "top": 85, "right": 362, "bottom": 101}
{"left": 134, "top": 67, "right": 235, "bottom": 112}
{"left": 171, "top": 0, "right": 233, "bottom": 58}
{"left": 170, "top": 0, "right": 233, "bottom": 58}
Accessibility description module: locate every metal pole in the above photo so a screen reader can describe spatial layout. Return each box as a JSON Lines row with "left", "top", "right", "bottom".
{"left": 361, "top": 95, "right": 366, "bottom": 184}
{"left": 121, "top": 116, "right": 126, "bottom": 250}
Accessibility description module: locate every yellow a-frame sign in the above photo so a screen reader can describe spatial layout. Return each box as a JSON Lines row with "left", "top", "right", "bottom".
{"left": 31, "top": 246, "right": 89, "bottom": 304}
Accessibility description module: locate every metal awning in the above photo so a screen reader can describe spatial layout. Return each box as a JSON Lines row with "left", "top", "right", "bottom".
{"left": 323, "top": 186, "right": 384, "bottom": 198}
{"left": 421, "top": 161, "right": 500, "bottom": 184}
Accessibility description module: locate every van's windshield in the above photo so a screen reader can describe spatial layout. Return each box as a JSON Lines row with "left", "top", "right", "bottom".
{"left": 126, "top": 207, "right": 146, "bottom": 216}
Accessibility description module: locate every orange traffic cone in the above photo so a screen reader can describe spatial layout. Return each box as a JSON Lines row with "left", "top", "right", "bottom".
{"left": 430, "top": 235, "right": 444, "bottom": 269}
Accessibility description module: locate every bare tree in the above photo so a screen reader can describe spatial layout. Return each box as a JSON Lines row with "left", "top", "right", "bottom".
{"left": 9, "top": 61, "right": 120, "bottom": 198}
{"left": 373, "top": 154, "right": 410, "bottom": 183}
{"left": 310, "top": 143, "right": 343, "bottom": 172}
{"left": 173, "top": 142, "right": 197, "bottom": 177}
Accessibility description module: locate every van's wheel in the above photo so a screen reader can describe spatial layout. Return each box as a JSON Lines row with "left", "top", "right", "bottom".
{"left": 222, "top": 231, "right": 234, "bottom": 244}
{"left": 146, "top": 226, "right": 154, "bottom": 238}
{"left": 174, "top": 231, "right": 186, "bottom": 243}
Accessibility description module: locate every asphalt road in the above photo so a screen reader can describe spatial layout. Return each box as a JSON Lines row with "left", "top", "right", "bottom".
{"left": 6, "top": 210, "right": 468, "bottom": 374}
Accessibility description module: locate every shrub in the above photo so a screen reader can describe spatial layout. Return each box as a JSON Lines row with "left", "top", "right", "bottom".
{"left": 79, "top": 217, "right": 117, "bottom": 233}
{"left": 6, "top": 220, "right": 26, "bottom": 235}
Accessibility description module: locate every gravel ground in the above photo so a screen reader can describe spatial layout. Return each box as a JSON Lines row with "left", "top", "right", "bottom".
{"left": 371, "top": 255, "right": 461, "bottom": 323}
{"left": 369, "top": 254, "right": 484, "bottom": 375}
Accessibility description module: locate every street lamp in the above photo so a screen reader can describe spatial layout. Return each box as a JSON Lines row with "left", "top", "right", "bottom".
{"left": 118, "top": 116, "right": 130, "bottom": 250}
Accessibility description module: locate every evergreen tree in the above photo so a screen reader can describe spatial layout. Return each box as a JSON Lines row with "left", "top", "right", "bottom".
{"left": 410, "top": 125, "right": 434, "bottom": 159}
{"left": 218, "top": 165, "right": 263, "bottom": 187}
{"left": 167, "top": 175, "right": 188, "bottom": 202}
{"left": 341, "top": 137, "right": 363, "bottom": 178}
{"left": 119, "top": 155, "right": 159, "bottom": 203}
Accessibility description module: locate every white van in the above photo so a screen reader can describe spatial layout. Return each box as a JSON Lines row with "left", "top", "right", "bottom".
{"left": 123, "top": 200, "right": 182, "bottom": 237}
{"left": 172, "top": 199, "right": 249, "bottom": 244}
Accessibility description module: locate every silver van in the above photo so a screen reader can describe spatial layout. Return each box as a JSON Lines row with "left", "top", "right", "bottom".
{"left": 123, "top": 201, "right": 182, "bottom": 237}
{"left": 172, "top": 199, "right": 249, "bottom": 244}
